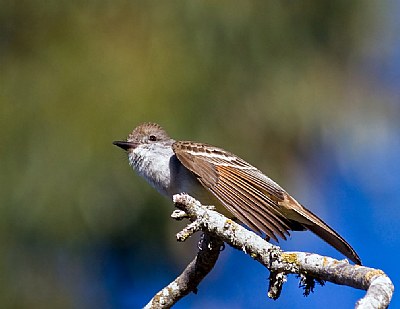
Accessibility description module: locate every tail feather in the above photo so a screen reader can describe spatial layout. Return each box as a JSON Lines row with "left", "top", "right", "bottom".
{"left": 302, "top": 221, "right": 362, "bottom": 265}
{"left": 280, "top": 195, "right": 362, "bottom": 265}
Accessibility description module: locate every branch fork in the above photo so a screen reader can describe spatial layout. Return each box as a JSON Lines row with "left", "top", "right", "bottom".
{"left": 144, "top": 194, "right": 394, "bottom": 309}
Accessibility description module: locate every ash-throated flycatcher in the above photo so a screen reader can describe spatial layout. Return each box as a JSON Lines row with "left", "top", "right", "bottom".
{"left": 113, "top": 122, "right": 361, "bottom": 265}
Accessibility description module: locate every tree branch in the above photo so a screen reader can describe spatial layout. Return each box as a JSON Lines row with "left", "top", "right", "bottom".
{"left": 144, "top": 231, "right": 223, "bottom": 309}
{"left": 145, "top": 194, "right": 394, "bottom": 308}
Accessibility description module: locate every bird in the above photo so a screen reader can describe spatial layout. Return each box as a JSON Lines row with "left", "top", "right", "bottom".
{"left": 113, "top": 122, "right": 361, "bottom": 265}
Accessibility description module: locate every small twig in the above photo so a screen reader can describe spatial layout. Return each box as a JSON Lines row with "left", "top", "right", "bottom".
{"left": 268, "top": 271, "right": 287, "bottom": 299}
{"left": 170, "top": 209, "right": 188, "bottom": 220}
{"left": 176, "top": 221, "right": 201, "bottom": 242}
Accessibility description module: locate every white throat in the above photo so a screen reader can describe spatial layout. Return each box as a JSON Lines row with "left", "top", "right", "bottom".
{"left": 128, "top": 143, "right": 175, "bottom": 196}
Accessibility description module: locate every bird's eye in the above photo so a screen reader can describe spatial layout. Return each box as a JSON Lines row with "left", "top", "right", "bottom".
{"left": 149, "top": 135, "right": 157, "bottom": 141}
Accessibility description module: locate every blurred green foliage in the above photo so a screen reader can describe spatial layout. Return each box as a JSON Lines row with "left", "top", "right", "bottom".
{"left": 0, "top": 1, "right": 391, "bottom": 307}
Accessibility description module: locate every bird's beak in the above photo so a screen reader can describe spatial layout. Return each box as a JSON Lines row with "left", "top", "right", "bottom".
{"left": 113, "top": 141, "right": 138, "bottom": 151}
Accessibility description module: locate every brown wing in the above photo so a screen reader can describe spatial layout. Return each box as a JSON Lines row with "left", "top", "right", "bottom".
{"left": 173, "top": 141, "right": 362, "bottom": 265}
{"left": 172, "top": 141, "right": 296, "bottom": 241}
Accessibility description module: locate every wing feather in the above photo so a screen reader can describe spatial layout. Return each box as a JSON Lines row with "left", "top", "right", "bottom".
{"left": 173, "top": 141, "right": 291, "bottom": 240}
{"left": 216, "top": 175, "right": 283, "bottom": 240}
{"left": 204, "top": 177, "right": 278, "bottom": 241}
{"left": 217, "top": 166, "right": 290, "bottom": 238}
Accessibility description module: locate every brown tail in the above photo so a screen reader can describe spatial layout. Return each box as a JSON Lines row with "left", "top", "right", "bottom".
{"left": 281, "top": 195, "right": 362, "bottom": 265}
{"left": 302, "top": 220, "right": 361, "bottom": 265}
